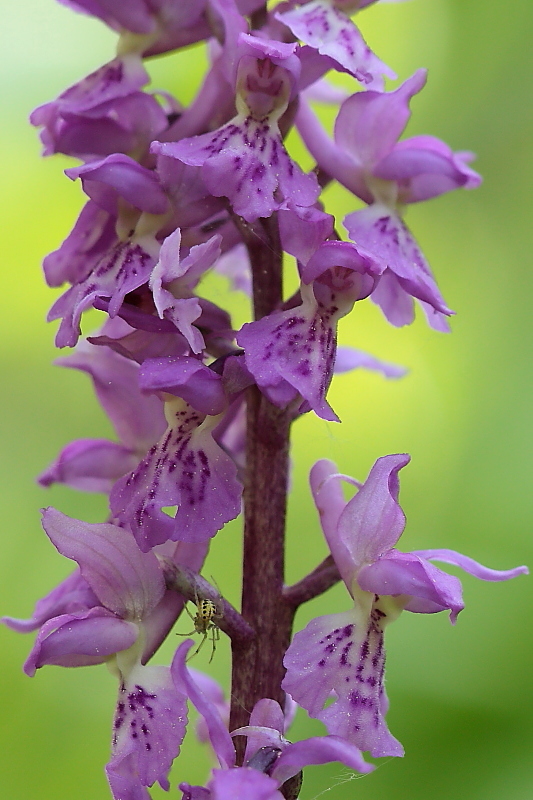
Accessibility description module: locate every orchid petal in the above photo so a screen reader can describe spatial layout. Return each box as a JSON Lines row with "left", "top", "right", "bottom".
{"left": 411, "top": 549, "right": 529, "bottom": 582}
{"left": 48, "top": 236, "right": 160, "bottom": 348}
{"left": 42, "top": 508, "right": 165, "bottom": 619}
{"left": 241, "top": 698, "right": 285, "bottom": 762}
{"left": 31, "top": 55, "right": 149, "bottom": 133}
{"left": 109, "top": 662, "right": 188, "bottom": 794}
{"left": 237, "top": 284, "right": 339, "bottom": 421}
{"left": 208, "top": 768, "right": 283, "bottom": 800}
{"left": 214, "top": 243, "right": 252, "bottom": 296}
{"left": 334, "top": 71, "right": 426, "bottom": 170}
{"left": 334, "top": 346, "right": 406, "bottom": 378}
{"left": 337, "top": 454, "right": 410, "bottom": 577}
{"left": 375, "top": 135, "right": 482, "bottom": 202}
{"left": 149, "top": 228, "right": 222, "bottom": 352}
{"left": 310, "top": 460, "right": 355, "bottom": 589}
{"left": 278, "top": 205, "right": 334, "bottom": 266}
{"left": 277, "top": 1, "right": 394, "bottom": 89}
{"left": 106, "top": 740, "right": 152, "bottom": 800}
{"left": 110, "top": 400, "right": 242, "bottom": 550}
{"left": 66, "top": 154, "right": 169, "bottom": 215}
{"left": 153, "top": 116, "right": 319, "bottom": 222}
{"left": 24, "top": 608, "right": 138, "bottom": 675}
{"left": 358, "top": 550, "right": 464, "bottom": 622}
{"left": 272, "top": 735, "right": 372, "bottom": 785}
{"left": 345, "top": 204, "right": 453, "bottom": 317}
{"left": 43, "top": 200, "right": 116, "bottom": 288}
{"left": 282, "top": 610, "right": 403, "bottom": 757}
{"left": 1, "top": 569, "right": 97, "bottom": 634}
{"left": 38, "top": 438, "right": 137, "bottom": 493}
{"left": 140, "top": 357, "right": 227, "bottom": 416}
{"left": 171, "top": 640, "right": 236, "bottom": 769}
{"left": 189, "top": 668, "right": 229, "bottom": 745}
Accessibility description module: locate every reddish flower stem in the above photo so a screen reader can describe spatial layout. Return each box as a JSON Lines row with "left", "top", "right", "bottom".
{"left": 229, "top": 215, "right": 295, "bottom": 760}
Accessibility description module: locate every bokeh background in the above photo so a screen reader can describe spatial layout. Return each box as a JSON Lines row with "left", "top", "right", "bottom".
{"left": 1, "top": 0, "right": 532, "bottom": 798}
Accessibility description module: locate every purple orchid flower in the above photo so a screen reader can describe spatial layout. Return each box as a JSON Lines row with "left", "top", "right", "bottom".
{"left": 31, "top": 54, "right": 151, "bottom": 155}
{"left": 43, "top": 200, "right": 118, "bottom": 288}
{"left": 6, "top": 508, "right": 209, "bottom": 799}
{"left": 237, "top": 240, "right": 380, "bottom": 420}
{"left": 152, "top": 35, "right": 320, "bottom": 222}
{"left": 110, "top": 362, "right": 242, "bottom": 550}
{"left": 297, "top": 71, "right": 481, "bottom": 329}
{"left": 171, "top": 640, "right": 372, "bottom": 798}
{"left": 282, "top": 455, "right": 528, "bottom": 757}
{"left": 48, "top": 232, "right": 160, "bottom": 347}
{"left": 38, "top": 335, "right": 166, "bottom": 493}
{"left": 57, "top": 0, "right": 204, "bottom": 38}
{"left": 275, "top": 0, "right": 395, "bottom": 89}
{"left": 66, "top": 154, "right": 170, "bottom": 217}
{"left": 36, "top": 89, "right": 169, "bottom": 161}
{"left": 48, "top": 155, "right": 169, "bottom": 347}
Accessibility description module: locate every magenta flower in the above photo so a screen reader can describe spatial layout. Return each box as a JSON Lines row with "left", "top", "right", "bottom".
{"left": 153, "top": 35, "right": 320, "bottom": 221}
{"left": 7, "top": 509, "right": 209, "bottom": 799}
{"left": 66, "top": 154, "right": 170, "bottom": 217}
{"left": 47, "top": 155, "right": 172, "bottom": 347}
{"left": 110, "top": 364, "right": 242, "bottom": 550}
{"left": 57, "top": 0, "right": 214, "bottom": 57}
{"left": 237, "top": 240, "right": 380, "bottom": 419}
{"left": 282, "top": 455, "right": 528, "bottom": 757}
{"left": 297, "top": 71, "right": 481, "bottom": 328}
{"left": 31, "top": 54, "right": 151, "bottom": 156}
{"left": 39, "top": 336, "right": 166, "bottom": 493}
{"left": 43, "top": 200, "right": 117, "bottom": 288}
{"left": 171, "top": 639, "right": 372, "bottom": 798}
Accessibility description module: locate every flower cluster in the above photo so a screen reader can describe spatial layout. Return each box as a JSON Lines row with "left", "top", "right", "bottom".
{"left": 4, "top": 1, "right": 527, "bottom": 799}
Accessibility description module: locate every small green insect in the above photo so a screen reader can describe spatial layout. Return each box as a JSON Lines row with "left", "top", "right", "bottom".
{"left": 177, "top": 589, "right": 223, "bottom": 663}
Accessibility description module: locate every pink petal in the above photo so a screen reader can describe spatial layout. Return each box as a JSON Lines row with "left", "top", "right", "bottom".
{"left": 277, "top": 1, "right": 394, "bottom": 88}
{"left": 109, "top": 663, "right": 188, "bottom": 792}
{"left": 282, "top": 610, "right": 403, "bottom": 757}
{"left": 24, "top": 608, "right": 138, "bottom": 675}
{"left": 38, "top": 438, "right": 138, "bottom": 493}
{"left": 41, "top": 508, "right": 165, "bottom": 619}
{"left": 110, "top": 401, "right": 242, "bottom": 550}
{"left": 171, "top": 640, "right": 235, "bottom": 769}
{"left": 336, "top": 454, "right": 409, "bottom": 573}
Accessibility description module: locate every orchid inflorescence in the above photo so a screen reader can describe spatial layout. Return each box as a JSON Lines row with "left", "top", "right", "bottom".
{"left": 3, "top": 1, "right": 528, "bottom": 799}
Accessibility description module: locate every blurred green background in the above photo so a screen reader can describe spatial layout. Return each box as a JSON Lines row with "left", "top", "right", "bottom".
{"left": 1, "top": 0, "right": 532, "bottom": 798}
